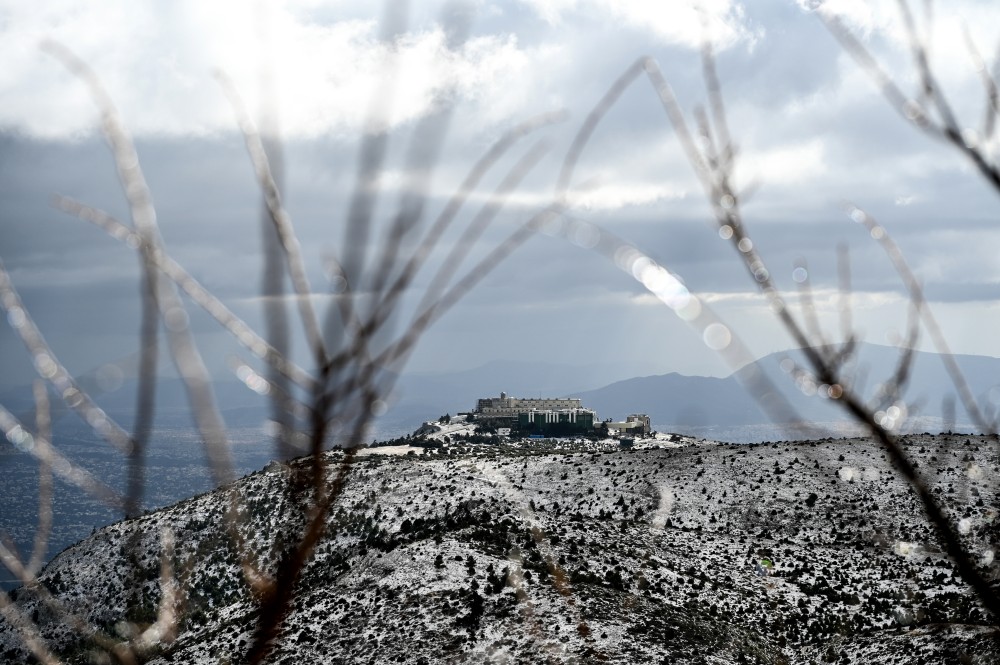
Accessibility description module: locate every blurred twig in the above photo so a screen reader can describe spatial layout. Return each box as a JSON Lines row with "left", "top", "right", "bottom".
{"left": 821, "top": 2, "right": 1000, "bottom": 193}
{"left": 846, "top": 203, "right": 995, "bottom": 432}
{"left": 43, "top": 41, "right": 236, "bottom": 492}
{"left": 0, "top": 405, "right": 124, "bottom": 510}
{"left": 53, "top": 196, "right": 316, "bottom": 392}
{"left": 0, "top": 261, "right": 133, "bottom": 455}
{"left": 216, "top": 72, "right": 329, "bottom": 368}
{"left": 27, "top": 381, "right": 52, "bottom": 577}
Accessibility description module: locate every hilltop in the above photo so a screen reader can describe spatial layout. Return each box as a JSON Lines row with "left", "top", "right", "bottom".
{"left": 1, "top": 433, "right": 997, "bottom": 664}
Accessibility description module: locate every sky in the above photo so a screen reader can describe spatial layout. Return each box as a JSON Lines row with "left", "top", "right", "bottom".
{"left": 2, "top": 0, "right": 1000, "bottom": 395}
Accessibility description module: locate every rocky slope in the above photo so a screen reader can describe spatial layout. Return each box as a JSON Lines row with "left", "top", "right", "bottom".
{"left": 1, "top": 433, "right": 997, "bottom": 664}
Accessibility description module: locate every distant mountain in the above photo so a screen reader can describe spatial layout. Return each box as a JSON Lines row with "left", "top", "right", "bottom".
{"left": 2, "top": 343, "right": 997, "bottom": 445}
{"left": 576, "top": 343, "right": 1000, "bottom": 441}
{"left": 578, "top": 372, "right": 764, "bottom": 427}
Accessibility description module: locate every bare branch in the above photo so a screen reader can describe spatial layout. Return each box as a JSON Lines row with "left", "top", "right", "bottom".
{"left": 644, "top": 40, "right": 1000, "bottom": 619}
{"left": 0, "top": 539, "right": 137, "bottom": 664}
{"left": 366, "top": 2, "right": 472, "bottom": 301}
{"left": 0, "top": 261, "right": 133, "bottom": 454}
{"left": 43, "top": 42, "right": 237, "bottom": 492}
{"left": 556, "top": 58, "right": 649, "bottom": 199}
{"left": 28, "top": 381, "right": 53, "bottom": 576}
{"left": 133, "top": 528, "right": 180, "bottom": 652}
{"left": 216, "top": 72, "right": 329, "bottom": 366}
{"left": 822, "top": 6, "right": 1000, "bottom": 194}
{"left": 846, "top": 204, "right": 995, "bottom": 432}
{"left": 793, "top": 260, "right": 829, "bottom": 350}
{"left": 227, "top": 355, "right": 314, "bottom": 426}
{"left": 835, "top": 244, "right": 855, "bottom": 350}
{"left": 327, "top": 3, "right": 410, "bottom": 357}
{"left": 414, "top": 140, "right": 550, "bottom": 318}
{"left": 365, "top": 111, "right": 567, "bottom": 349}
{"left": 701, "top": 35, "right": 735, "bottom": 172}
{"left": 821, "top": 13, "right": 936, "bottom": 134}
{"left": 53, "top": 196, "right": 317, "bottom": 392}
{"left": 0, "top": 405, "right": 125, "bottom": 510}
{"left": 963, "top": 25, "right": 1000, "bottom": 141}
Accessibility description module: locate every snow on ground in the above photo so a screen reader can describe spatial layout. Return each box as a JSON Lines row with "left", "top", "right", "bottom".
{"left": 419, "top": 415, "right": 479, "bottom": 441}
{"left": 2, "top": 433, "right": 996, "bottom": 664}
{"left": 357, "top": 445, "right": 424, "bottom": 456}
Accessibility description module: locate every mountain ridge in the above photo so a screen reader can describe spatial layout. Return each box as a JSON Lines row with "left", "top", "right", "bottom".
{"left": 576, "top": 343, "right": 1000, "bottom": 441}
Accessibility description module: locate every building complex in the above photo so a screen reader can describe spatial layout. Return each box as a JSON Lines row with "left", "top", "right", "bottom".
{"left": 470, "top": 392, "right": 648, "bottom": 437}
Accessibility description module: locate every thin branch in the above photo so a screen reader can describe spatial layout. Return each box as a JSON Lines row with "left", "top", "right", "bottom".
{"left": 821, "top": 13, "right": 936, "bottom": 133}
{"left": 128, "top": 243, "right": 157, "bottom": 519}
{"left": 227, "top": 355, "right": 314, "bottom": 426}
{"left": 366, "top": 4, "right": 468, "bottom": 301}
{"left": 0, "top": 541, "right": 136, "bottom": 665}
{"left": 53, "top": 196, "right": 316, "bottom": 392}
{"left": 327, "top": 2, "right": 409, "bottom": 357}
{"left": 0, "top": 405, "right": 125, "bottom": 510}
{"left": 45, "top": 42, "right": 277, "bottom": 618}
{"left": 821, "top": 8, "right": 1000, "bottom": 193}
{"left": 963, "top": 25, "right": 1000, "bottom": 141}
{"left": 835, "top": 244, "right": 856, "bottom": 357}
{"left": 28, "top": 381, "right": 53, "bottom": 576}
{"left": 701, "top": 35, "right": 735, "bottom": 172}
{"left": 43, "top": 41, "right": 237, "bottom": 491}
{"left": 316, "top": 141, "right": 555, "bottom": 440}
{"left": 556, "top": 58, "right": 649, "bottom": 199}
{"left": 133, "top": 528, "right": 180, "bottom": 652}
{"left": 876, "top": 297, "right": 920, "bottom": 411}
{"left": 414, "top": 140, "right": 550, "bottom": 318}
{"left": 793, "top": 260, "right": 828, "bottom": 350}
{"left": 846, "top": 204, "right": 995, "bottom": 432}
{"left": 0, "top": 260, "right": 133, "bottom": 454}
{"left": 556, "top": 214, "right": 812, "bottom": 434}
{"left": 364, "top": 111, "right": 567, "bottom": 351}
{"left": 216, "top": 72, "right": 328, "bottom": 366}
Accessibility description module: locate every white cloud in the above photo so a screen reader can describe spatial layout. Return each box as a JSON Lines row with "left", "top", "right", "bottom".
{"left": 797, "top": 0, "right": 885, "bottom": 35}
{"left": 0, "top": 1, "right": 534, "bottom": 139}
{"left": 739, "top": 139, "right": 827, "bottom": 187}
{"left": 575, "top": 182, "right": 687, "bottom": 211}
{"left": 519, "top": 0, "right": 757, "bottom": 50}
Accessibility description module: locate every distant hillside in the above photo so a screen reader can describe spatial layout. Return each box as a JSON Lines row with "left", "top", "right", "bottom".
{"left": 3, "top": 343, "right": 995, "bottom": 445}
{"left": 1, "top": 434, "right": 996, "bottom": 663}
{"left": 578, "top": 343, "right": 1000, "bottom": 441}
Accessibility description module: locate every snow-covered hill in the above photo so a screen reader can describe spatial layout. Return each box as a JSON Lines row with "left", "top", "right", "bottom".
{"left": 1, "top": 433, "right": 997, "bottom": 664}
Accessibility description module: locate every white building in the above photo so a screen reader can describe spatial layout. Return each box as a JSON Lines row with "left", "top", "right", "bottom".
{"left": 606, "top": 414, "right": 651, "bottom": 436}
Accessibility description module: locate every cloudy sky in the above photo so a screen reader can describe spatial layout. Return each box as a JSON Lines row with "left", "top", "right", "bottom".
{"left": 2, "top": 0, "right": 999, "bottom": 394}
